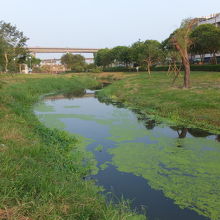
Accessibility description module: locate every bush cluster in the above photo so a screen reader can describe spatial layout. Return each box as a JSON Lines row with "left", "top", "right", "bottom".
{"left": 152, "top": 64, "right": 220, "bottom": 72}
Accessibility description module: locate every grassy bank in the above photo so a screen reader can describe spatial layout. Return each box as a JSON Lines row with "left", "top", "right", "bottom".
{"left": 0, "top": 74, "right": 143, "bottom": 219}
{"left": 97, "top": 71, "right": 220, "bottom": 133}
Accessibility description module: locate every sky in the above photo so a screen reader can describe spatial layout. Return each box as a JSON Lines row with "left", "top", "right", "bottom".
{"left": 0, "top": 0, "right": 219, "bottom": 58}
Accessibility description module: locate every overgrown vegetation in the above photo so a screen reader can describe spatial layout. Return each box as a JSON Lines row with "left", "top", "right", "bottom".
{"left": 0, "top": 74, "right": 143, "bottom": 219}
{"left": 153, "top": 64, "right": 220, "bottom": 72}
{"left": 61, "top": 53, "right": 87, "bottom": 72}
{"left": 97, "top": 71, "right": 220, "bottom": 133}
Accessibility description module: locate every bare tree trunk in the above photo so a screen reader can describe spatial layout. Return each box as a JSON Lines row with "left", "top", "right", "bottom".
{"left": 175, "top": 43, "right": 191, "bottom": 88}
{"left": 147, "top": 61, "right": 151, "bottom": 76}
{"left": 182, "top": 57, "right": 190, "bottom": 88}
{"left": 4, "top": 53, "right": 8, "bottom": 73}
{"left": 213, "top": 52, "right": 217, "bottom": 64}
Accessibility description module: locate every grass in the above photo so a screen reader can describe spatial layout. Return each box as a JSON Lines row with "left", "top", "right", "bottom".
{"left": 0, "top": 74, "right": 144, "bottom": 220}
{"left": 97, "top": 71, "right": 220, "bottom": 133}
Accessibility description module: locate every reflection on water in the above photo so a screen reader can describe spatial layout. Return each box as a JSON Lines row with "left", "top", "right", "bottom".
{"left": 34, "top": 92, "right": 220, "bottom": 220}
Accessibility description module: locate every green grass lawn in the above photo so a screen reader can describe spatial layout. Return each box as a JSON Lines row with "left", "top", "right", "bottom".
{"left": 97, "top": 71, "right": 220, "bottom": 133}
{"left": 0, "top": 74, "right": 144, "bottom": 220}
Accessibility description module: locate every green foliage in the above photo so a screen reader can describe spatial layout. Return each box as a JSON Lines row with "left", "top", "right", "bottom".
{"left": 90, "top": 67, "right": 103, "bottom": 73}
{"left": 95, "top": 40, "right": 162, "bottom": 72}
{"left": 130, "top": 40, "right": 163, "bottom": 73}
{"left": 94, "top": 19, "right": 220, "bottom": 74}
{"left": 26, "top": 55, "right": 41, "bottom": 67}
{"left": 94, "top": 48, "right": 114, "bottom": 67}
{"left": 112, "top": 46, "right": 132, "bottom": 66}
{"left": 103, "top": 66, "right": 135, "bottom": 72}
{"left": 152, "top": 64, "right": 220, "bottom": 72}
{"left": 189, "top": 64, "right": 220, "bottom": 71}
{"left": 61, "top": 53, "right": 86, "bottom": 72}
{"left": 0, "top": 20, "right": 28, "bottom": 72}
{"left": 86, "top": 63, "right": 103, "bottom": 73}
{"left": 190, "top": 24, "right": 220, "bottom": 63}
{"left": 102, "top": 64, "right": 220, "bottom": 72}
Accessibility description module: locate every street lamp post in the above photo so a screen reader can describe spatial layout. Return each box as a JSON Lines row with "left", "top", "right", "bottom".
{"left": 28, "top": 56, "right": 32, "bottom": 73}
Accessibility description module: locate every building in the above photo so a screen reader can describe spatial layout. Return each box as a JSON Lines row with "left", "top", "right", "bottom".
{"left": 197, "top": 13, "right": 220, "bottom": 27}
{"left": 41, "top": 59, "right": 61, "bottom": 66}
{"left": 40, "top": 59, "right": 65, "bottom": 73}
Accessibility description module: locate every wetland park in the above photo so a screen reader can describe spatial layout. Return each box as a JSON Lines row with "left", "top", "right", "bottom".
{"left": 1, "top": 3, "right": 220, "bottom": 220}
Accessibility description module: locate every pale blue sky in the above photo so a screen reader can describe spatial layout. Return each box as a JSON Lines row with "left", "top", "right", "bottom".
{"left": 1, "top": 0, "right": 219, "bottom": 58}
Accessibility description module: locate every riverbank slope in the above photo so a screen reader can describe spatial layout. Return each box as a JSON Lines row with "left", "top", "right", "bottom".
{"left": 0, "top": 74, "right": 143, "bottom": 219}
{"left": 97, "top": 71, "right": 220, "bottom": 133}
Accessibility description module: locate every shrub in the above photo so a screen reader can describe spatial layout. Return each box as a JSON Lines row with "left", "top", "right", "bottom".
{"left": 71, "top": 65, "right": 85, "bottom": 72}
{"left": 190, "top": 64, "right": 220, "bottom": 72}
{"left": 152, "top": 64, "right": 220, "bottom": 72}
{"left": 103, "top": 66, "right": 134, "bottom": 72}
{"left": 90, "top": 67, "right": 103, "bottom": 73}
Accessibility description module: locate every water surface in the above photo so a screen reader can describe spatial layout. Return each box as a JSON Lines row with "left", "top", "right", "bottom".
{"left": 34, "top": 92, "right": 220, "bottom": 220}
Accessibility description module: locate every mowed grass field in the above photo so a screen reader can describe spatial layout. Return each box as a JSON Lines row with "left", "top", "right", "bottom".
{"left": 97, "top": 71, "right": 220, "bottom": 133}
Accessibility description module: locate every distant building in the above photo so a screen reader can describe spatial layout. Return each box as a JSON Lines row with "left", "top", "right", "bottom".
{"left": 85, "top": 58, "right": 94, "bottom": 64}
{"left": 197, "top": 13, "right": 220, "bottom": 27}
{"left": 39, "top": 57, "right": 94, "bottom": 73}
{"left": 40, "top": 59, "right": 65, "bottom": 73}
{"left": 41, "top": 59, "right": 61, "bottom": 66}
{"left": 41, "top": 58, "right": 94, "bottom": 66}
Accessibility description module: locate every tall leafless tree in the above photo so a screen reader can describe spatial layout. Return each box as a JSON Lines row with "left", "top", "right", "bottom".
{"left": 171, "top": 19, "right": 197, "bottom": 88}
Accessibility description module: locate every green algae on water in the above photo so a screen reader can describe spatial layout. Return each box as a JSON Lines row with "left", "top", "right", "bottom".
{"left": 37, "top": 114, "right": 66, "bottom": 129}
{"left": 64, "top": 105, "right": 80, "bottom": 108}
{"left": 100, "top": 162, "right": 110, "bottom": 170}
{"left": 34, "top": 102, "right": 55, "bottom": 112}
{"left": 95, "top": 144, "right": 104, "bottom": 152}
{"left": 108, "top": 137, "right": 220, "bottom": 219}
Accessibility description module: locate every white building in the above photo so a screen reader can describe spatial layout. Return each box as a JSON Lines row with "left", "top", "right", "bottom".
{"left": 198, "top": 13, "right": 220, "bottom": 27}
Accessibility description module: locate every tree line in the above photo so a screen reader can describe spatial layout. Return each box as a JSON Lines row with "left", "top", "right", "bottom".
{"left": 60, "top": 53, "right": 102, "bottom": 73}
{"left": 1, "top": 18, "right": 220, "bottom": 88}
{"left": 95, "top": 19, "right": 220, "bottom": 87}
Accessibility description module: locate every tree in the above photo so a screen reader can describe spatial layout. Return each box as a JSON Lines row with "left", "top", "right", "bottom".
{"left": 143, "top": 40, "right": 163, "bottom": 75}
{"left": 112, "top": 46, "right": 132, "bottom": 67}
{"left": 161, "top": 37, "right": 182, "bottom": 80}
{"left": 61, "top": 53, "right": 86, "bottom": 72}
{"left": 190, "top": 24, "right": 220, "bottom": 64}
{"left": 94, "top": 48, "right": 114, "bottom": 67}
{"left": 131, "top": 40, "right": 162, "bottom": 75}
{"left": 0, "top": 21, "right": 28, "bottom": 72}
{"left": 131, "top": 40, "right": 146, "bottom": 67}
{"left": 171, "top": 19, "right": 197, "bottom": 88}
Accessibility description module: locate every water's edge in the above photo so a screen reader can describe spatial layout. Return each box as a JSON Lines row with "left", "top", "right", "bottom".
{"left": 34, "top": 90, "right": 220, "bottom": 220}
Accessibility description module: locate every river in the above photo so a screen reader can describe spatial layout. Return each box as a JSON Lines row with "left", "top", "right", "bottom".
{"left": 34, "top": 90, "right": 220, "bottom": 220}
